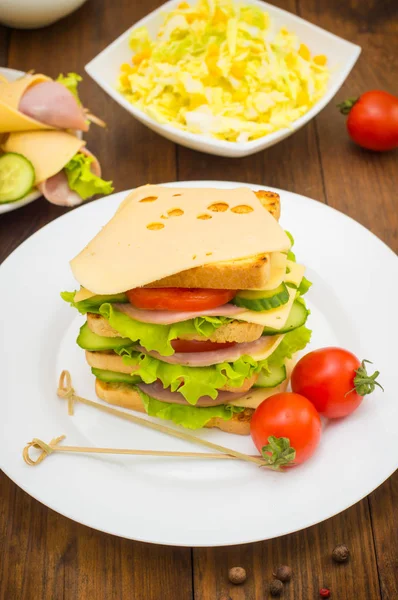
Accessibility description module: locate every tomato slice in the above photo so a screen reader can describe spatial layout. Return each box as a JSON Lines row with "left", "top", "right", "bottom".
{"left": 171, "top": 339, "right": 236, "bottom": 353}
{"left": 126, "top": 287, "right": 236, "bottom": 311}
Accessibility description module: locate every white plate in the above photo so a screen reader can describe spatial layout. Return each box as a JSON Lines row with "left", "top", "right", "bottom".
{"left": 0, "top": 68, "right": 83, "bottom": 215}
{"left": 85, "top": 0, "right": 361, "bottom": 157}
{"left": 1, "top": 181, "right": 397, "bottom": 547}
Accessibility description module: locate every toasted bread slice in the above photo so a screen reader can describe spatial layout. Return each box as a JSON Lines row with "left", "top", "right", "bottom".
{"left": 95, "top": 379, "right": 254, "bottom": 435}
{"left": 144, "top": 190, "right": 281, "bottom": 290}
{"left": 86, "top": 350, "right": 258, "bottom": 393}
{"left": 87, "top": 313, "right": 264, "bottom": 344}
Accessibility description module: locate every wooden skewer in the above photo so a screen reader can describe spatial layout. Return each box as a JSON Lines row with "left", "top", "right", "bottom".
{"left": 22, "top": 436, "right": 260, "bottom": 466}
{"left": 56, "top": 371, "right": 268, "bottom": 468}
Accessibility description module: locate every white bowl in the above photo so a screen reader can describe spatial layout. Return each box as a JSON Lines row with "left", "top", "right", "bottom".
{"left": 0, "top": 0, "right": 88, "bottom": 29}
{"left": 85, "top": 0, "right": 361, "bottom": 158}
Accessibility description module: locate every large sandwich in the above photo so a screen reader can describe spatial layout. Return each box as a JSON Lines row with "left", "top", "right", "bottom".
{"left": 62, "top": 185, "right": 312, "bottom": 434}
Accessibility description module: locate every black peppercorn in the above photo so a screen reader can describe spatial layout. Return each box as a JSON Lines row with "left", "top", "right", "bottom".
{"left": 273, "top": 565, "right": 292, "bottom": 582}
{"left": 228, "top": 566, "right": 246, "bottom": 584}
{"left": 332, "top": 544, "right": 350, "bottom": 563}
{"left": 270, "top": 579, "right": 284, "bottom": 596}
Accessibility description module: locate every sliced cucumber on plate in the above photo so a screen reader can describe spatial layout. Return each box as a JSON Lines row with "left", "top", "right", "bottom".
{"left": 0, "top": 152, "right": 35, "bottom": 204}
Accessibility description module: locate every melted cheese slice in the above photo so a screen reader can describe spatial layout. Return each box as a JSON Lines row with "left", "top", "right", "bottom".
{"left": 70, "top": 185, "right": 291, "bottom": 295}
{"left": 234, "top": 261, "right": 305, "bottom": 329}
{"left": 2, "top": 130, "right": 84, "bottom": 184}
{"left": 0, "top": 73, "right": 53, "bottom": 133}
{"left": 230, "top": 358, "right": 295, "bottom": 408}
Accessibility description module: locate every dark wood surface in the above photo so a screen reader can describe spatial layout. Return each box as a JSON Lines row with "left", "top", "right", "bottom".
{"left": 0, "top": 1, "right": 397, "bottom": 598}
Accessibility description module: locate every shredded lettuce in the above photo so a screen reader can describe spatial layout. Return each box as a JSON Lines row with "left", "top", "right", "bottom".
{"left": 99, "top": 302, "right": 232, "bottom": 356}
{"left": 298, "top": 276, "right": 312, "bottom": 295}
{"left": 118, "top": 0, "right": 330, "bottom": 142}
{"left": 64, "top": 153, "right": 114, "bottom": 201}
{"left": 136, "top": 388, "right": 244, "bottom": 429}
{"left": 56, "top": 72, "right": 83, "bottom": 104}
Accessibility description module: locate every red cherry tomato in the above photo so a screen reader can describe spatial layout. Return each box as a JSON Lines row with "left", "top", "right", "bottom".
{"left": 291, "top": 347, "right": 382, "bottom": 419}
{"left": 340, "top": 90, "right": 398, "bottom": 151}
{"left": 171, "top": 339, "right": 236, "bottom": 353}
{"left": 126, "top": 287, "right": 236, "bottom": 311}
{"left": 250, "top": 392, "right": 322, "bottom": 466}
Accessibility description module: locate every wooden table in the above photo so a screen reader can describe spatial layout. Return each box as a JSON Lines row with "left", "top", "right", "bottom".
{"left": 0, "top": 1, "right": 397, "bottom": 598}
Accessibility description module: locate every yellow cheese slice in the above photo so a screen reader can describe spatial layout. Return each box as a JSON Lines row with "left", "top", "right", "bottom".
{"left": 229, "top": 358, "right": 295, "bottom": 409}
{"left": 74, "top": 287, "right": 96, "bottom": 302}
{"left": 0, "top": 73, "right": 53, "bottom": 133}
{"left": 70, "top": 185, "right": 291, "bottom": 295}
{"left": 2, "top": 130, "right": 84, "bottom": 184}
{"left": 259, "top": 251, "right": 287, "bottom": 291}
{"left": 250, "top": 334, "right": 284, "bottom": 361}
{"left": 234, "top": 262, "right": 305, "bottom": 329}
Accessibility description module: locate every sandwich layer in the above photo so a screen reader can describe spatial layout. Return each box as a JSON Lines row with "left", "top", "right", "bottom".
{"left": 86, "top": 312, "right": 265, "bottom": 344}
{"left": 70, "top": 186, "right": 290, "bottom": 294}
{"left": 85, "top": 350, "right": 259, "bottom": 393}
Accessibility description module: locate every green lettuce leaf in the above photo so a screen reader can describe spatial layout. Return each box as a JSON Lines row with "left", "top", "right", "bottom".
{"left": 121, "top": 351, "right": 259, "bottom": 404}
{"left": 99, "top": 303, "right": 232, "bottom": 356}
{"left": 64, "top": 153, "right": 114, "bottom": 201}
{"left": 298, "top": 276, "right": 312, "bottom": 296}
{"left": 136, "top": 388, "right": 244, "bottom": 430}
{"left": 284, "top": 230, "right": 296, "bottom": 262}
{"left": 56, "top": 72, "right": 82, "bottom": 103}
{"left": 268, "top": 325, "right": 312, "bottom": 368}
{"left": 60, "top": 290, "right": 128, "bottom": 315}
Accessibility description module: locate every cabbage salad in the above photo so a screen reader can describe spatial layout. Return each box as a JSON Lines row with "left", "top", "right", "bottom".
{"left": 118, "top": 0, "right": 330, "bottom": 142}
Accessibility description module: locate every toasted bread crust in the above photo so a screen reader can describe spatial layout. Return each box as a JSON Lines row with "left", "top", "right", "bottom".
{"left": 95, "top": 379, "right": 253, "bottom": 435}
{"left": 86, "top": 350, "right": 258, "bottom": 392}
{"left": 87, "top": 313, "right": 264, "bottom": 344}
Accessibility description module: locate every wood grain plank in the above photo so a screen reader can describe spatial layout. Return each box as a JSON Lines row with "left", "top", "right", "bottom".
{"left": 0, "top": 474, "right": 192, "bottom": 600}
{"left": 193, "top": 500, "right": 381, "bottom": 600}
{"left": 0, "top": 25, "right": 8, "bottom": 64}
{"left": 369, "top": 472, "right": 398, "bottom": 600}
{"left": 298, "top": 0, "right": 398, "bottom": 252}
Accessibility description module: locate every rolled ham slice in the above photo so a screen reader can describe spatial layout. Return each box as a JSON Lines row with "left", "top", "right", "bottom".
{"left": 37, "top": 147, "right": 102, "bottom": 207}
{"left": 136, "top": 335, "right": 275, "bottom": 367}
{"left": 113, "top": 302, "right": 242, "bottom": 325}
{"left": 136, "top": 381, "right": 246, "bottom": 407}
{"left": 19, "top": 81, "right": 88, "bottom": 131}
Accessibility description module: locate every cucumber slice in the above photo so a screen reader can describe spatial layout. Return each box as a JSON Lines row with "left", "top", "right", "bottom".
{"left": 0, "top": 153, "right": 35, "bottom": 203}
{"left": 92, "top": 368, "right": 141, "bottom": 385}
{"left": 262, "top": 300, "right": 308, "bottom": 336}
{"left": 254, "top": 364, "right": 287, "bottom": 388}
{"left": 77, "top": 322, "right": 135, "bottom": 351}
{"left": 233, "top": 283, "right": 290, "bottom": 311}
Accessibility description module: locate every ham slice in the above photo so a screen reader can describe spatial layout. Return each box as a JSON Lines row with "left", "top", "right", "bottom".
{"left": 38, "top": 170, "right": 83, "bottom": 207}
{"left": 113, "top": 302, "right": 242, "bottom": 325}
{"left": 38, "top": 147, "right": 102, "bottom": 207}
{"left": 136, "top": 381, "right": 246, "bottom": 407}
{"left": 136, "top": 335, "right": 275, "bottom": 367}
{"left": 19, "top": 81, "right": 88, "bottom": 131}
